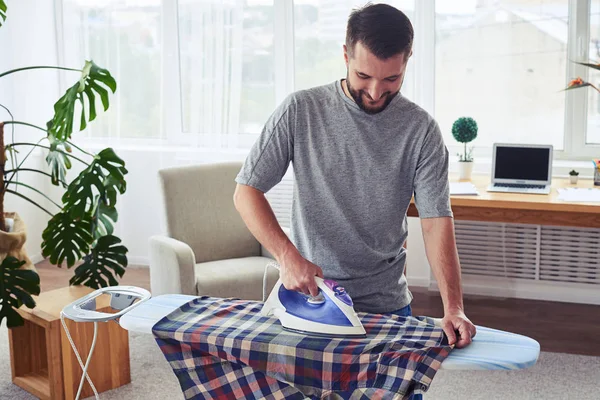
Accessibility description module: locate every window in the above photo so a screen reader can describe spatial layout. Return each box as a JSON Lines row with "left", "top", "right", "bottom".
{"left": 61, "top": 0, "right": 162, "bottom": 140}
{"left": 435, "top": 0, "right": 569, "bottom": 152}
{"left": 178, "top": 0, "right": 276, "bottom": 141}
{"left": 57, "top": 0, "right": 599, "bottom": 159}
{"left": 587, "top": 1, "right": 600, "bottom": 145}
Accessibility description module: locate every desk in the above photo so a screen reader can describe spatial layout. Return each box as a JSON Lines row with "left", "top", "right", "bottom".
{"left": 407, "top": 175, "right": 600, "bottom": 228}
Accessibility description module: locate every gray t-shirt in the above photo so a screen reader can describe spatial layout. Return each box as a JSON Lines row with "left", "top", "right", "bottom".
{"left": 236, "top": 80, "right": 452, "bottom": 313}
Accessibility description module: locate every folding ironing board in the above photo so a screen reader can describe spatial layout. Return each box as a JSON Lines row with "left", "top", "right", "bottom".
{"left": 119, "top": 294, "right": 540, "bottom": 371}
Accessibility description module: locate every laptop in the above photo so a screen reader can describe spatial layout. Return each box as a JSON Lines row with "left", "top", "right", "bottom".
{"left": 487, "top": 143, "right": 553, "bottom": 195}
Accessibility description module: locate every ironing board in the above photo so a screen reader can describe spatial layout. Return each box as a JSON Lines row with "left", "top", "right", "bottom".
{"left": 119, "top": 294, "right": 540, "bottom": 371}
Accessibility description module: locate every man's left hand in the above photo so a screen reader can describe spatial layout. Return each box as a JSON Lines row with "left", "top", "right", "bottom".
{"left": 440, "top": 310, "right": 476, "bottom": 348}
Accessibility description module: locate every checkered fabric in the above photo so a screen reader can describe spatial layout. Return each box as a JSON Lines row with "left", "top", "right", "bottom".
{"left": 152, "top": 297, "right": 451, "bottom": 400}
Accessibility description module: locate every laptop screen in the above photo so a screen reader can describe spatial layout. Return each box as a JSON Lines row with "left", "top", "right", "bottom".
{"left": 494, "top": 146, "right": 550, "bottom": 181}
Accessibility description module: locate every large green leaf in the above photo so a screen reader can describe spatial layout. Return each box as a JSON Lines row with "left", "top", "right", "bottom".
{"left": 93, "top": 196, "right": 118, "bottom": 240}
{"left": 0, "top": 257, "right": 41, "bottom": 328}
{"left": 61, "top": 148, "right": 127, "bottom": 217}
{"left": 70, "top": 235, "right": 128, "bottom": 289}
{"left": 41, "top": 212, "right": 94, "bottom": 268}
{"left": 47, "top": 60, "right": 117, "bottom": 142}
{"left": 45, "top": 134, "right": 73, "bottom": 188}
{"left": 0, "top": 0, "right": 6, "bottom": 28}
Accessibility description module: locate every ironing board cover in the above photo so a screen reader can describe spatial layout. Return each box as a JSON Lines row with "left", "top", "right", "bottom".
{"left": 152, "top": 296, "right": 452, "bottom": 400}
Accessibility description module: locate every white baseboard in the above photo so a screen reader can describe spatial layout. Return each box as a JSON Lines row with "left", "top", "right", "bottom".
{"left": 128, "top": 256, "right": 149, "bottom": 267}
{"left": 407, "top": 277, "right": 430, "bottom": 288}
{"left": 429, "top": 276, "right": 600, "bottom": 305}
{"left": 30, "top": 254, "right": 44, "bottom": 264}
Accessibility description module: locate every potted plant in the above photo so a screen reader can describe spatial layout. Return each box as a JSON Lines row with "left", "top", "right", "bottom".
{"left": 452, "top": 116, "right": 478, "bottom": 180}
{"left": 569, "top": 169, "right": 579, "bottom": 184}
{"left": 0, "top": 1, "right": 128, "bottom": 328}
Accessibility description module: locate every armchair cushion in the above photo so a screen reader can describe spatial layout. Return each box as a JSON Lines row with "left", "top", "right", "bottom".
{"left": 195, "top": 256, "right": 279, "bottom": 301}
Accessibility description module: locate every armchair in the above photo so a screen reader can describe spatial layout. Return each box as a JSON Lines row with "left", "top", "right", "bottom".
{"left": 149, "top": 162, "right": 284, "bottom": 300}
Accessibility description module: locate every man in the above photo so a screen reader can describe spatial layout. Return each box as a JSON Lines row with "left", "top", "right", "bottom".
{"left": 234, "top": 3, "right": 476, "bottom": 350}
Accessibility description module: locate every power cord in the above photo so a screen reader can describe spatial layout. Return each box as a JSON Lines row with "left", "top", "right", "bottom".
{"left": 262, "top": 260, "right": 281, "bottom": 301}
{"left": 60, "top": 313, "right": 100, "bottom": 400}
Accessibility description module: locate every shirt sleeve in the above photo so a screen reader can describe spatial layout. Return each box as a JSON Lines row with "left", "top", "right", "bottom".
{"left": 235, "top": 95, "right": 295, "bottom": 193}
{"left": 413, "top": 119, "right": 454, "bottom": 219}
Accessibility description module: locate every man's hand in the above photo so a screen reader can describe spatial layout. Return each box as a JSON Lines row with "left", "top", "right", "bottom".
{"left": 442, "top": 311, "right": 477, "bottom": 349}
{"left": 279, "top": 251, "right": 324, "bottom": 297}
{"left": 440, "top": 310, "right": 476, "bottom": 348}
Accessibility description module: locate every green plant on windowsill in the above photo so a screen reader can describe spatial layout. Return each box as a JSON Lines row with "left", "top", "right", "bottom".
{"left": 569, "top": 169, "right": 579, "bottom": 176}
{"left": 0, "top": 0, "right": 129, "bottom": 328}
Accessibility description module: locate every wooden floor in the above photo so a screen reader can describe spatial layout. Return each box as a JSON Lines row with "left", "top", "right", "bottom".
{"left": 35, "top": 260, "right": 600, "bottom": 357}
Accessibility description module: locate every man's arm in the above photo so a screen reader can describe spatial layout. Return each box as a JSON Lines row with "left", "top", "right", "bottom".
{"left": 233, "top": 183, "right": 323, "bottom": 296}
{"left": 420, "top": 216, "right": 476, "bottom": 348}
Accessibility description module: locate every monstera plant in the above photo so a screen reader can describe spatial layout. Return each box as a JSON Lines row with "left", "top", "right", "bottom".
{"left": 0, "top": 0, "right": 128, "bottom": 328}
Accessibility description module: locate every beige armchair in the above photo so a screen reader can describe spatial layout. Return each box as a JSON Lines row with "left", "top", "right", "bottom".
{"left": 149, "top": 162, "right": 282, "bottom": 300}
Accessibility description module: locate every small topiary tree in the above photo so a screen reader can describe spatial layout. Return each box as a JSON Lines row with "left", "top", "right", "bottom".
{"left": 569, "top": 169, "right": 579, "bottom": 176}
{"left": 452, "top": 117, "right": 478, "bottom": 162}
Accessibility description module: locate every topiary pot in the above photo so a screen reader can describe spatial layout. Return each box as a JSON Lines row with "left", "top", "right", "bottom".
{"left": 458, "top": 161, "right": 474, "bottom": 181}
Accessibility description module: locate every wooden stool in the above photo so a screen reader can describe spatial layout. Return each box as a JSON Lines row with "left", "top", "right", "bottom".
{"left": 8, "top": 286, "right": 130, "bottom": 399}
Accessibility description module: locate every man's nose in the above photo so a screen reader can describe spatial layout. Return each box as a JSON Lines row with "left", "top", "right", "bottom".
{"left": 367, "top": 83, "right": 384, "bottom": 101}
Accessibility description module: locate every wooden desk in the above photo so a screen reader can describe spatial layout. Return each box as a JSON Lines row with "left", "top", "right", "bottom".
{"left": 407, "top": 175, "right": 600, "bottom": 228}
{"left": 8, "top": 286, "right": 130, "bottom": 400}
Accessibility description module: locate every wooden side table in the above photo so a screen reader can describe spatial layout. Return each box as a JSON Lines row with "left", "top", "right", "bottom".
{"left": 8, "top": 286, "right": 131, "bottom": 399}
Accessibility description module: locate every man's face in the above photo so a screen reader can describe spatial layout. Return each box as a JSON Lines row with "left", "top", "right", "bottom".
{"left": 344, "top": 41, "right": 411, "bottom": 114}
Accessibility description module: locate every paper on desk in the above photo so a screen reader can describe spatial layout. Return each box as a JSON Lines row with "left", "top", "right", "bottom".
{"left": 557, "top": 188, "right": 600, "bottom": 202}
{"left": 449, "top": 182, "right": 479, "bottom": 195}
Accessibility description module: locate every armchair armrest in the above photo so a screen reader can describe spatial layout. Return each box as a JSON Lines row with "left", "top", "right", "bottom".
{"left": 260, "top": 226, "right": 291, "bottom": 259}
{"left": 149, "top": 235, "right": 197, "bottom": 296}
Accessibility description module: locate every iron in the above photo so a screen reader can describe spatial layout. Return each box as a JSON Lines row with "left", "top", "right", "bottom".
{"left": 261, "top": 275, "right": 366, "bottom": 337}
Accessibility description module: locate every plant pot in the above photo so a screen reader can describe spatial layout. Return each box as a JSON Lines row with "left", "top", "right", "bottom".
{"left": 0, "top": 212, "right": 36, "bottom": 272}
{"left": 458, "top": 161, "right": 474, "bottom": 180}
{"left": 569, "top": 176, "right": 578, "bottom": 184}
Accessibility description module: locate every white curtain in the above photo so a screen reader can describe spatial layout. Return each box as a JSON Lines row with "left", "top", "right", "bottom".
{"left": 179, "top": 0, "right": 244, "bottom": 136}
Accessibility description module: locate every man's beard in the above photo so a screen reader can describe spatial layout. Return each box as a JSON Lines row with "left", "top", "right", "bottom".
{"left": 345, "top": 74, "right": 399, "bottom": 115}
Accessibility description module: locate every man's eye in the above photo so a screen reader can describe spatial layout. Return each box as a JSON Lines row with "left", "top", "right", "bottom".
{"left": 358, "top": 75, "right": 369, "bottom": 79}
{"left": 386, "top": 78, "right": 398, "bottom": 82}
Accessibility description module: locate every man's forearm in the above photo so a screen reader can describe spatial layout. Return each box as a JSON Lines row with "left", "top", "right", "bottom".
{"left": 420, "top": 217, "right": 464, "bottom": 314}
{"left": 233, "top": 183, "right": 299, "bottom": 263}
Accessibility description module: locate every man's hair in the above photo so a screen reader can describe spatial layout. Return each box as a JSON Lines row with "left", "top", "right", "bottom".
{"left": 345, "top": 3, "right": 414, "bottom": 60}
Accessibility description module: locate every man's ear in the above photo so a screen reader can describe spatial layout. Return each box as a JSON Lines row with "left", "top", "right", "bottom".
{"left": 343, "top": 44, "right": 349, "bottom": 66}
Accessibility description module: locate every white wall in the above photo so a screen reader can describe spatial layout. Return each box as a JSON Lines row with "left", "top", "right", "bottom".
{"left": 406, "top": 217, "right": 432, "bottom": 288}
{"left": 1, "top": 0, "right": 60, "bottom": 262}
{"left": 99, "top": 147, "right": 249, "bottom": 265}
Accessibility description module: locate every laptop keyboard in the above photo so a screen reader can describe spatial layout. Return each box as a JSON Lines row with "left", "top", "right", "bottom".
{"left": 494, "top": 183, "right": 546, "bottom": 189}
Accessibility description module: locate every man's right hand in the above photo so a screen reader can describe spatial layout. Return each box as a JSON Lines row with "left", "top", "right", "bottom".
{"left": 279, "top": 251, "right": 324, "bottom": 297}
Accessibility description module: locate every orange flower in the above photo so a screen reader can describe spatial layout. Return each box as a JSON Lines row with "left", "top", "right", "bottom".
{"left": 568, "top": 77, "right": 585, "bottom": 87}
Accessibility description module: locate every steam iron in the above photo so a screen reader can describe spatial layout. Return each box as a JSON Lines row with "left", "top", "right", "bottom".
{"left": 261, "top": 276, "right": 366, "bottom": 337}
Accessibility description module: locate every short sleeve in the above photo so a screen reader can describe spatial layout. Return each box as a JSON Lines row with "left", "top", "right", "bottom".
{"left": 235, "top": 96, "right": 294, "bottom": 193}
{"left": 413, "top": 120, "right": 453, "bottom": 219}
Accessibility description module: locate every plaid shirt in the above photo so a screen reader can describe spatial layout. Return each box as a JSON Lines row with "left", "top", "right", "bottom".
{"left": 153, "top": 297, "right": 451, "bottom": 400}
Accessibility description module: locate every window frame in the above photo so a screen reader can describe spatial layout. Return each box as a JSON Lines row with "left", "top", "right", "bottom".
{"left": 55, "top": 0, "right": 600, "bottom": 161}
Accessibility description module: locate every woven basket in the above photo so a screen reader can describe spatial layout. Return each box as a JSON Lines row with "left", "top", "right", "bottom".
{"left": 0, "top": 212, "right": 36, "bottom": 271}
